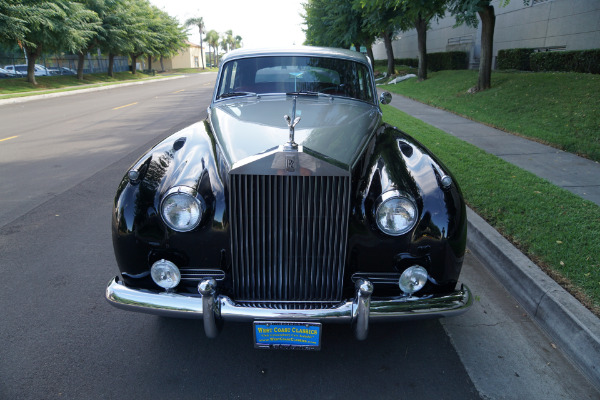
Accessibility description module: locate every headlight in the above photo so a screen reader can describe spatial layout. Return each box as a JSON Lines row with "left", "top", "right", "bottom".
{"left": 160, "top": 186, "right": 204, "bottom": 232}
{"left": 374, "top": 191, "right": 418, "bottom": 236}
{"left": 399, "top": 265, "right": 428, "bottom": 295}
{"left": 151, "top": 259, "right": 181, "bottom": 289}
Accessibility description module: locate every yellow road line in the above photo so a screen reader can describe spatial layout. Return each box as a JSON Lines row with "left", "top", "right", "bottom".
{"left": 0, "top": 135, "right": 18, "bottom": 142}
{"left": 113, "top": 102, "right": 138, "bottom": 110}
{"left": 172, "top": 89, "right": 185, "bottom": 93}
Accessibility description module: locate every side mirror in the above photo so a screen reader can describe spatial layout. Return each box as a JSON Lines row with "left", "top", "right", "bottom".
{"left": 379, "top": 91, "right": 392, "bottom": 105}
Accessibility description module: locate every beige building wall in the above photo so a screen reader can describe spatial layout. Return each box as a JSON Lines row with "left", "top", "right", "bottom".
{"left": 151, "top": 41, "right": 206, "bottom": 70}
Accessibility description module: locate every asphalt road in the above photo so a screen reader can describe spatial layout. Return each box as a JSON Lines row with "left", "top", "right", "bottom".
{"left": 0, "top": 74, "right": 597, "bottom": 399}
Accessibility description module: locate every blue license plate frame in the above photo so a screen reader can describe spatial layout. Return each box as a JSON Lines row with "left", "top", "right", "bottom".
{"left": 253, "top": 321, "right": 322, "bottom": 350}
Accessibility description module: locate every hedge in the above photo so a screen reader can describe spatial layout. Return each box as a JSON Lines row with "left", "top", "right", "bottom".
{"left": 426, "top": 51, "right": 468, "bottom": 71}
{"left": 497, "top": 48, "right": 535, "bottom": 71}
{"left": 376, "top": 52, "right": 468, "bottom": 71}
{"left": 530, "top": 49, "right": 600, "bottom": 74}
{"left": 395, "top": 58, "right": 419, "bottom": 68}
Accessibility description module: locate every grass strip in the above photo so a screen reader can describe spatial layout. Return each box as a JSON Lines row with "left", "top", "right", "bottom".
{"left": 381, "top": 70, "right": 600, "bottom": 162}
{"left": 0, "top": 68, "right": 216, "bottom": 99}
{"left": 0, "top": 71, "right": 158, "bottom": 95}
{"left": 382, "top": 105, "right": 600, "bottom": 315}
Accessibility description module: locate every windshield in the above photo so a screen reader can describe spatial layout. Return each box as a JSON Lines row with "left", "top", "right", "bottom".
{"left": 216, "top": 56, "right": 375, "bottom": 103}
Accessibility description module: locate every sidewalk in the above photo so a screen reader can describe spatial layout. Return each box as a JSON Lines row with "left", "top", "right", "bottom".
{"left": 387, "top": 94, "right": 600, "bottom": 390}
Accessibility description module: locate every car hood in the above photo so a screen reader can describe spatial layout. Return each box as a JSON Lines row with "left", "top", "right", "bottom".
{"left": 209, "top": 96, "right": 381, "bottom": 169}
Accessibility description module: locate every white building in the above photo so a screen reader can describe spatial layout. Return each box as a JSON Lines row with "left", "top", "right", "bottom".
{"left": 372, "top": 0, "right": 600, "bottom": 68}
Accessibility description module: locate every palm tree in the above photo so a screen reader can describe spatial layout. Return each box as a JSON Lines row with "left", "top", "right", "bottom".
{"left": 205, "top": 29, "right": 219, "bottom": 67}
{"left": 220, "top": 37, "right": 228, "bottom": 54}
{"left": 234, "top": 35, "right": 243, "bottom": 49}
{"left": 224, "top": 30, "right": 234, "bottom": 53}
{"left": 185, "top": 16, "right": 205, "bottom": 68}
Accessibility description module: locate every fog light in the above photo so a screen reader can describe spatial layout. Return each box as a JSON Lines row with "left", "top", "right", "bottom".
{"left": 151, "top": 259, "right": 181, "bottom": 289}
{"left": 399, "top": 266, "right": 428, "bottom": 295}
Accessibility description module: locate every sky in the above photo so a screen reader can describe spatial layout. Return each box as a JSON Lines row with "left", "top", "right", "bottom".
{"left": 149, "top": 0, "right": 307, "bottom": 49}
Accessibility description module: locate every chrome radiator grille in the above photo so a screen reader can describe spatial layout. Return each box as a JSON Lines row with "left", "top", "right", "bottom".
{"left": 229, "top": 174, "right": 350, "bottom": 303}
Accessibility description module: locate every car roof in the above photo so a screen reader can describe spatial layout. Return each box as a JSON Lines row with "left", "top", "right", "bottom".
{"left": 220, "top": 46, "right": 370, "bottom": 66}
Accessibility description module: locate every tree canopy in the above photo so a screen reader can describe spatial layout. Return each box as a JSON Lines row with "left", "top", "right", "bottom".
{"left": 0, "top": 0, "right": 188, "bottom": 82}
{"left": 303, "top": 0, "right": 530, "bottom": 90}
{"left": 0, "top": 0, "right": 247, "bottom": 83}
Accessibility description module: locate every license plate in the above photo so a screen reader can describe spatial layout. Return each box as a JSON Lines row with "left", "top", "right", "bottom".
{"left": 254, "top": 321, "right": 321, "bottom": 350}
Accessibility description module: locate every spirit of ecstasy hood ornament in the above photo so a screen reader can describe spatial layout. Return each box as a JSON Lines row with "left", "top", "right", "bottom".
{"left": 283, "top": 96, "right": 301, "bottom": 151}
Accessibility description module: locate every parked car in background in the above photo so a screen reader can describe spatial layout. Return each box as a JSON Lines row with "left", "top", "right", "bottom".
{"left": 106, "top": 47, "right": 472, "bottom": 349}
{"left": 4, "top": 64, "right": 50, "bottom": 76}
{"left": 0, "top": 67, "right": 18, "bottom": 78}
{"left": 2, "top": 65, "right": 25, "bottom": 76}
{"left": 47, "top": 66, "right": 76, "bottom": 76}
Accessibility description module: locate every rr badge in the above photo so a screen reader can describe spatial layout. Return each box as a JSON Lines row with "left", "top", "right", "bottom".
{"left": 286, "top": 156, "right": 295, "bottom": 172}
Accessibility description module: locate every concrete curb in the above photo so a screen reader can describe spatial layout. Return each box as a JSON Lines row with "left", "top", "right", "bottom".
{"left": 466, "top": 207, "right": 600, "bottom": 390}
{"left": 0, "top": 75, "right": 185, "bottom": 106}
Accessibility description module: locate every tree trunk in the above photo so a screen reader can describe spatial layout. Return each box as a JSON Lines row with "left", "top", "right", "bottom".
{"left": 382, "top": 31, "right": 395, "bottom": 76}
{"left": 366, "top": 46, "right": 374, "bottom": 64}
{"left": 477, "top": 5, "right": 496, "bottom": 91}
{"left": 160, "top": 56, "right": 165, "bottom": 72}
{"left": 77, "top": 52, "right": 85, "bottom": 80}
{"left": 131, "top": 55, "right": 137, "bottom": 74}
{"left": 147, "top": 55, "right": 152, "bottom": 72}
{"left": 108, "top": 53, "right": 115, "bottom": 77}
{"left": 415, "top": 14, "right": 428, "bottom": 81}
{"left": 24, "top": 46, "right": 39, "bottom": 85}
{"left": 199, "top": 28, "right": 205, "bottom": 69}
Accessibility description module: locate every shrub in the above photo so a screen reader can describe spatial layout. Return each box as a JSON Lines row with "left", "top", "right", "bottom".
{"left": 395, "top": 58, "right": 419, "bottom": 68}
{"left": 497, "top": 48, "right": 535, "bottom": 71}
{"left": 530, "top": 49, "right": 600, "bottom": 74}
{"left": 426, "top": 51, "right": 468, "bottom": 71}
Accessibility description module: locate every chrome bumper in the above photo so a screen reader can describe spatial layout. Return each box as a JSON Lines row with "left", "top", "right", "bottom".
{"left": 106, "top": 276, "right": 472, "bottom": 340}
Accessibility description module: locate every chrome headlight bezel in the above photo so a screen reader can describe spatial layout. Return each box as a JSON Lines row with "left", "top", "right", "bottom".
{"left": 374, "top": 190, "right": 418, "bottom": 236}
{"left": 160, "top": 186, "right": 205, "bottom": 232}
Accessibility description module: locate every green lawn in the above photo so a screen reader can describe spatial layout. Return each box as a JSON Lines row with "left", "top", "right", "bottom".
{"left": 381, "top": 70, "right": 600, "bottom": 162}
{"left": 382, "top": 105, "right": 600, "bottom": 315}
{"left": 0, "top": 71, "right": 160, "bottom": 95}
{"left": 0, "top": 68, "right": 216, "bottom": 99}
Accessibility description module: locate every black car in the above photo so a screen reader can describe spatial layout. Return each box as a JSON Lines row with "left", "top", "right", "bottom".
{"left": 106, "top": 47, "right": 472, "bottom": 349}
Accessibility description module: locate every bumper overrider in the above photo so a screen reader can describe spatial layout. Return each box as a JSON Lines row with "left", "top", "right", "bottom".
{"left": 105, "top": 277, "right": 472, "bottom": 340}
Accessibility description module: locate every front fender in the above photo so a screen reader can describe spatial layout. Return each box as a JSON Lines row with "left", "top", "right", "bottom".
{"left": 112, "top": 120, "right": 229, "bottom": 289}
{"left": 348, "top": 124, "right": 467, "bottom": 293}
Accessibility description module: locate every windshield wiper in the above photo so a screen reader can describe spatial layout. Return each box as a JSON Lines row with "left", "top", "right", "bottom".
{"left": 286, "top": 91, "right": 331, "bottom": 97}
{"left": 219, "top": 91, "right": 257, "bottom": 99}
